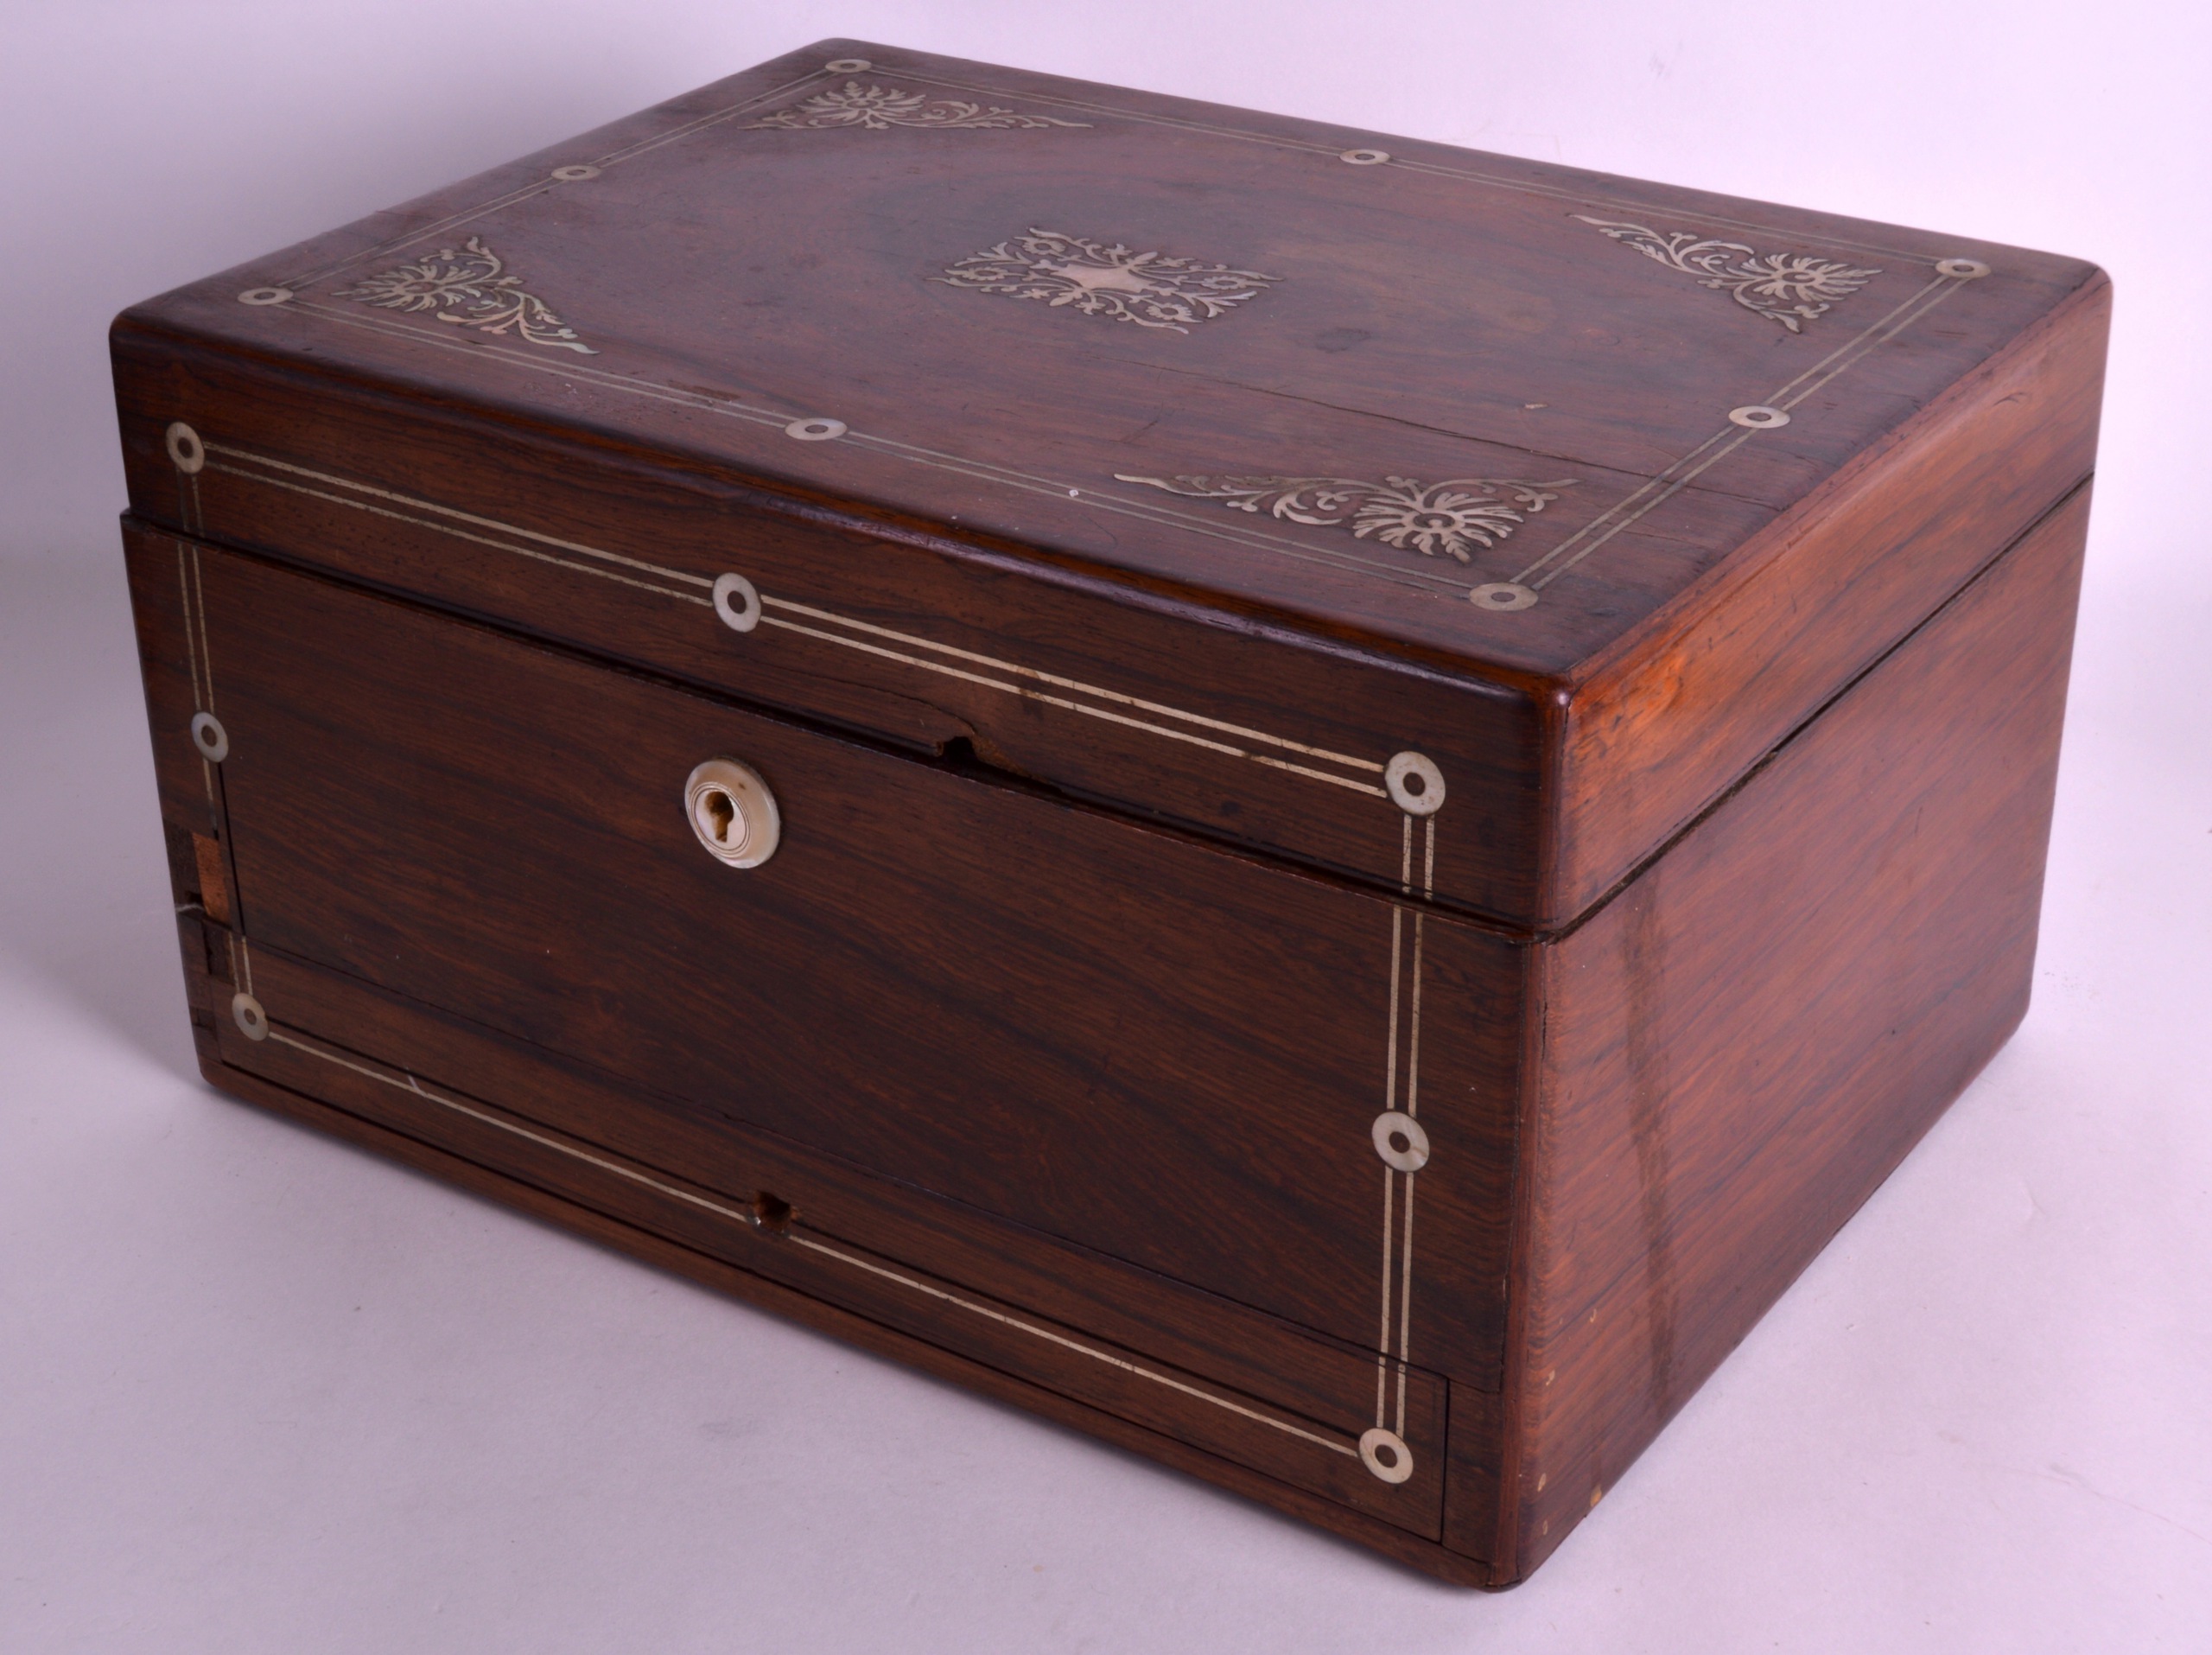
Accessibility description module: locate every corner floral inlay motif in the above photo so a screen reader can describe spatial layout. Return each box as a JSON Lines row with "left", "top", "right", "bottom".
{"left": 938, "top": 229, "right": 1280, "bottom": 332}
{"left": 1114, "top": 473, "right": 1575, "bottom": 563}
{"left": 747, "top": 80, "right": 1089, "bottom": 130}
{"left": 337, "top": 235, "right": 595, "bottom": 353}
{"left": 1573, "top": 216, "right": 1880, "bottom": 333}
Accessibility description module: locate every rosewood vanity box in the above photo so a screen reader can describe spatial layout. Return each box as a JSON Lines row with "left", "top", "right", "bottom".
{"left": 111, "top": 40, "right": 2107, "bottom": 1583}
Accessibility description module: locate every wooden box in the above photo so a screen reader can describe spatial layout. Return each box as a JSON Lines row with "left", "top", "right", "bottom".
{"left": 110, "top": 41, "right": 2107, "bottom": 1583}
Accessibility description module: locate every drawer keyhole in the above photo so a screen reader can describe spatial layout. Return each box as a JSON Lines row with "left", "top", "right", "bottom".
{"left": 683, "top": 758, "right": 782, "bottom": 869}
{"left": 702, "top": 787, "right": 738, "bottom": 847}
{"left": 752, "top": 1190, "right": 795, "bottom": 1235}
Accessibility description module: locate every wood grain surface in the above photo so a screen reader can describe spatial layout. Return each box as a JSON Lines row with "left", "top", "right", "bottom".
{"left": 108, "top": 36, "right": 2105, "bottom": 1582}
{"left": 1491, "top": 484, "right": 2091, "bottom": 1582}
{"left": 1548, "top": 277, "right": 2108, "bottom": 925}
{"left": 110, "top": 37, "right": 2107, "bottom": 923}
{"left": 124, "top": 525, "right": 1522, "bottom": 1392}
{"left": 111, "top": 348, "right": 1549, "bottom": 921}
{"left": 200, "top": 1058, "right": 1494, "bottom": 1583}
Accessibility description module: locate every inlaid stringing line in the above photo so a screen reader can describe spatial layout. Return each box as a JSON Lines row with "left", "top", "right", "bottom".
{"left": 1775, "top": 276, "right": 1968, "bottom": 411}
{"left": 174, "top": 538, "right": 217, "bottom": 811}
{"left": 278, "top": 56, "right": 1938, "bottom": 299}
{"left": 173, "top": 521, "right": 243, "bottom": 989}
{"left": 1396, "top": 1173, "right": 1416, "bottom": 1436}
{"left": 186, "top": 546, "right": 218, "bottom": 721}
{"left": 276, "top": 298, "right": 1477, "bottom": 602}
{"left": 203, "top": 443, "right": 716, "bottom": 588}
{"left": 1376, "top": 835, "right": 1406, "bottom": 1427}
{"left": 905, "top": 71, "right": 1345, "bottom": 159}
{"left": 593, "top": 67, "right": 830, "bottom": 168}
{"left": 277, "top": 69, "right": 830, "bottom": 291}
{"left": 283, "top": 256, "right": 1967, "bottom": 603}
{"left": 173, "top": 544, "right": 207, "bottom": 713}
{"left": 1506, "top": 428, "right": 1738, "bottom": 588}
{"left": 261, "top": 1022, "right": 1358, "bottom": 1461}
{"left": 1512, "top": 271, "right": 1968, "bottom": 590}
{"left": 279, "top": 180, "right": 554, "bottom": 293}
{"left": 780, "top": 1236, "right": 1357, "bottom": 1458}
{"left": 175, "top": 464, "right": 209, "bottom": 541}
{"left": 1766, "top": 273, "right": 1955, "bottom": 406}
{"left": 761, "top": 596, "right": 1383, "bottom": 773}
{"left": 784, "top": 423, "right": 1471, "bottom": 596}
{"left": 897, "top": 70, "right": 1943, "bottom": 265}
{"left": 1408, "top": 912, "right": 1427, "bottom": 1124}
{"left": 183, "top": 534, "right": 228, "bottom": 930}
{"left": 1384, "top": 885, "right": 1405, "bottom": 1114}
{"left": 200, "top": 442, "right": 1395, "bottom": 798}
{"left": 1376, "top": 1162, "right": 1395, "bottom": 1429}
{"left": 200, "top": 461, "right": 714, "bottom": 606}
{"left": 240, "top": 59, "right": 1994, "bottom": 608}
{"left": 185, "top": 439, "right": 1422, "bottom": 1467}
{"left": 1395, "top": 813, "right": 1436, "bottom": 1435}
{"left": 1376, "top": 811, "right": 1421, "bottom": 1428}
{"left": 1530, "top": 277, "right": 1970, "bottom": 588}
{"left": 759, "top": 612, "right": 1388, "bottom": 798}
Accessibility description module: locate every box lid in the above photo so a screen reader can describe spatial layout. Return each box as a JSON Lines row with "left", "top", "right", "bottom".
{"left": 111, "top": 39, "right": 2108, "bottom": 927}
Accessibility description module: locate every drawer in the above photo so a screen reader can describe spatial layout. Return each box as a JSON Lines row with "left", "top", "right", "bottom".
{"left": 200, "top": 940, "right": 1454, "bottom": 1535}
{"left": 127, "top": 522, "right": 1521, "bottom": 1392}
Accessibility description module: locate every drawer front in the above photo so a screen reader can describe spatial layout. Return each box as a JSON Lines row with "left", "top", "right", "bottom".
{"left": 199, "top": 942, "right": 1452, "bottom": 1534}
{"left": 128, "top": 525, "right": 1520, "bottom": 1391}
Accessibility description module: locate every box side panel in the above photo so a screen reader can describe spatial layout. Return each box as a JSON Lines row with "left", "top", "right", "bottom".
{"left": 1500, "top": 485, "right": 2089, "bottom": 1581}
{"left": 1550, "top": 274, "right": 2107, "bottom": 926}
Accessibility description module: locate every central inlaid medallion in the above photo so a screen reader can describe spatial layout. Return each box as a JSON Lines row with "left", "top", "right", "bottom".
{"left": 936, "top": 228, "right": 1281, "bottom": 332}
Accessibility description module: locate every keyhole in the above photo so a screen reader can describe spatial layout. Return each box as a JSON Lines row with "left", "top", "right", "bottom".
{"left": 752, "top": 1191, "right": 795, "bottom": 1235}
{"left": 1389, "top": 1130, "right": 1412, "bottom": 1155}
{"left": 1401, "top": 771, "right": 1425, "bottom": 797}
{"left": 1374, "top": 1441, "right": 1401, "bottom": 1470}
{"left": 704, "top": 788, "right": 737, "bottom": 844}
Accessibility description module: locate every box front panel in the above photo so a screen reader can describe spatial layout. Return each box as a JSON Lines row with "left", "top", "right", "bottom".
{"left": 128, "top": 524, "right": 1520, "bottom": 1411}
{"left": 114, "top": 365, "right": 1545, "bottom": 924}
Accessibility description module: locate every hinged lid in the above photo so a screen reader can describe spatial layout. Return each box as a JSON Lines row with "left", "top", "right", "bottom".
{"left": 111, "top": 39, "right": 2108, "bottom": 927}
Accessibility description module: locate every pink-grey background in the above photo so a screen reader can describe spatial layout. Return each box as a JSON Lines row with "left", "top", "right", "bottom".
{"left": 3, "top": 3, "right": 2207, "bottom": 1649}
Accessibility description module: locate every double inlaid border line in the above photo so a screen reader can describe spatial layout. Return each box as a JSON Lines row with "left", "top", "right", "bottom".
{"left": 1376, "top": 813, "right": 1435, "bottom": 1438}
{"left": 175, "top": 538, "right": 217, "bottom": 807}
{"left": 264, "top": 296, "right": 1478, "bottom": 602}
{"left": 277, "top": 55, "right": 1929, "bottom": 295}
{"left": 893, "top": 69, "right": 1946, "bottom": 265}
{"left": 1508, "top": 269, "right": 1975, "bottom": 590}
{"left": 760, "top": 597, "right": 1387, "bottom": 794}
{"left": 232, "top": 53, "right": 2001, "bottom": 613}
{"left": 195, "top": 441, "right": 1393, "bottom": 799}
{"left": 174, "top": 462, "right": 1432, "bottom": 1486}
{"left": 273, "top": 68, "right": 830, "bottom": 295}
{"left": 256, "top": 1019, "right": 1363, "bottom": 1463}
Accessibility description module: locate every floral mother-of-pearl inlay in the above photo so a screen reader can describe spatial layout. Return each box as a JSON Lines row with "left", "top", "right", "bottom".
{"left": 938, "top": 229, "right": 1281, "bottom": 332}
{"left": 336, "top": 235, "right": 595, "bottom": 353}
{"left": 1114, "top": 474, "right": 1576, "bottom": 563}
{"left": 745, "top": 80, "right": 1090, "bottom": 130}
{"left": 1573, "top": 216, "right": 1880, "bottom": 332}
